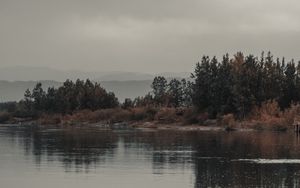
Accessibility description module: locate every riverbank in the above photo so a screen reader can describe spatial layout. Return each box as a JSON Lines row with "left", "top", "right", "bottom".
{"left": 0, "top": 120, "right": 292, "bottom": 133}
{"left": 0, "top": 120, "right": 244, "bottom": 132}
{"left": 0, "top": 110, "right": 293, "bottom": 132}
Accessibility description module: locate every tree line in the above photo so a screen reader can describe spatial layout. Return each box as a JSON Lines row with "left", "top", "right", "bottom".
{"left": 128, "top": 52, "right": 300, "bottom": 119}
{"left": 192, "top": 52, "right": 300, "bottom": 118}
{"left": 122, "top": 77, "right": 193, "bottom": 109}
{"left": 0, "top": 79, "right": 118, "bottom": 117}
{"left": 1, "top": 52, "right": 300, "bottom": 120}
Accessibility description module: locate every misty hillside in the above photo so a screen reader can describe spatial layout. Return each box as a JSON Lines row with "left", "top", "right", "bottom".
{"left": 0, "top": 66, "right": 189, "bottom": 82}
{"left": 0, "top": 66, "right": 189, "bottom": 102}
{"left": 100, "top": 80, "right": 152, "bottom": 102}
{"left": 0, "top": 80, "right": 62, "bottom": 102}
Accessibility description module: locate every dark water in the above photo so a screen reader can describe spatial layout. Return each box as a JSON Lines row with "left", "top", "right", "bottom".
{"left": 1, "top": 125, "right": 300, "bottom": 188}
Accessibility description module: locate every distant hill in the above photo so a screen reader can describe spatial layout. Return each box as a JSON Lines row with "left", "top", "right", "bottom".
{"left": 0, "top": 66, "right": 92, "bottom": 81}
{"left": 0, "top": 66, "right": 190, "bottom": 82}
{"left": 0, "top": 66, "right": 190, "bottom": 102}
{"left": 101, "top": 80, "right": 152, "bottom": 102}
{"left": 0, "top": 80, "right": 61, "bottom": 102}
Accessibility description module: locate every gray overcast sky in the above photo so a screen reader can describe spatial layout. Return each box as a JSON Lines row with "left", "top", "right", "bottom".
{"left": 1, "top": 0, "right": 300, "bottom": 73}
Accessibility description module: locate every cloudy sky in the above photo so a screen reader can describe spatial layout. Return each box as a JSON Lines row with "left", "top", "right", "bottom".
{"left": 1, "top": 0, "right": 300, "bottom": 73}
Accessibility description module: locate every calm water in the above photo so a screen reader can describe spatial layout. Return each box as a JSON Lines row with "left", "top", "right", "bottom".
{"left": 1, "top": 125, "right": 300, "bottom": 188}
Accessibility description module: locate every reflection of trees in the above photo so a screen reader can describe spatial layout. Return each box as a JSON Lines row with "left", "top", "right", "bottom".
{"left": 3, "top": 126, "right": 300, "bottom": 187}
{"left": 192, "top": 132, "right": 300, "bottom": 188}
{"left": 4, "top": 125, "right": 118, "bottom": 172}
{"left": 120, "top": 130, "right": 300, "bottom": 187}
{"left": 194, "top": 158, "right": 300, "bottom": 187}
{"left": 121, "top": 130, "right": 196, "bottom": 174}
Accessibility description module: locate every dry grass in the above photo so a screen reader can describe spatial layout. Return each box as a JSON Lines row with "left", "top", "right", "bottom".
{"left": 34, "top": 102, "right": 300, "bottom": 131}
{"left": 39, "top": 107, "right": 158, "bottom": 125}
{"left": 245, "top": 100, "right": 300, "bottom": 131}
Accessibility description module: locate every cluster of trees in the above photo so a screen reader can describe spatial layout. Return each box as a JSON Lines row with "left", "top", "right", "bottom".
{"left": 125, "top": 52, "right": 300, "bottom": 119}
{"left": 15, "top": 79, "right": 118, "bottom": 116}
{"left": 122, "top": 77, "right": 193, "bottom": 109}
{"left": 192, "top": 52, "right": 300, "bottom": 118}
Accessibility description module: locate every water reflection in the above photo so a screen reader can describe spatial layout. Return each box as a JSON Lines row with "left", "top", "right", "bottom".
{"left": 191, "top": 132, "right": 300, "bottom": 188}
{"left": 1, "top": 125, "right": 300, "bottom": 187}
{"left": 1, "top": 125, "right": 118, "bottom": 172}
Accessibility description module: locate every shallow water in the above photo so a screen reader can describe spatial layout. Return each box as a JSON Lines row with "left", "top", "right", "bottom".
{"left": 1, "top": 125, "right": 300, "bottom": 187}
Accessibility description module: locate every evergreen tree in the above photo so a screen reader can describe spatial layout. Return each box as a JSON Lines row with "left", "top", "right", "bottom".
{"left": 168, "top": 79, "right": 183, "bottom": 107}
{"left": 151, "top": 76, "right": 167, "bottom": 106}
{"left": 24, "top": 89, "right": 33, "bottom": 112}
{"left": 31, "top": 83, "right": 46, "bottom": 112}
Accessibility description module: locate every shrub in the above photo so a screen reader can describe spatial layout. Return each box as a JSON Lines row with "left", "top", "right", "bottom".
{"left": 182, "top": 108, "right": 209, "bottom": 124}
{"left": 154, "top": 107, "right": 178, "bottom": 123}
{"left": 145, "top": 107, "right": 158, "bottom": 119}
{"left": 0, "top": 112, "right": 11, "bottom": 123}
{"left": 221, "top": 114, "right": 236, "bottom": 130}
{"left": 282, "top": 103, "right": 300, "bottom": 125}
{"left": 251, "top": 100, "right": 281, "bottom": 121}
{"left": 38, "top": 114, "right": 62, "bottom": 125}
{"left": 130, "top": 107, "right": 158, "bottom": 121}
{"left": 59, "top": 107, "right": 158, "bottom": 124}
{"left": 110, "top": 109, "right": 132, "bottom": 123}
{"left": 130, "top": 107, "right": 147, "bottom": 121}
{"left": 67, "top": 108, "right": 132, "bottom": 123}
{"left": 247, "top": 100, "right": 292, "bottom": 130}
{"left": 183, "top": 108, "right": 199, "bottom": 124}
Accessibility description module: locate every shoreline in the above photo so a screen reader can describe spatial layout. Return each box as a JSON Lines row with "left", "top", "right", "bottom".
{"left": 0, "top": 106, "right": 294, "bottom": 132}
{"left": 0, "top": 119, "right": 292, "bottom": 133}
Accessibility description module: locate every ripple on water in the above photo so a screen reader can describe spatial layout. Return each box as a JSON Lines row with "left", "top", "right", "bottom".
{"left": 234, "top": 159, "right": 300, "bottom": 164}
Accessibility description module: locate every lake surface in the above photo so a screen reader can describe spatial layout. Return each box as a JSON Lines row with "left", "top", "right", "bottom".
{"left": 1, "top": 125, "right": 300, "bottom": 188}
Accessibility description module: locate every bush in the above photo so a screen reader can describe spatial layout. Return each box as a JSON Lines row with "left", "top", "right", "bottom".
{"left": 251, "top": 100, "right": 281, "bottom": 121}
{"left": 110, "top": 109, "right": 132, "bottom": 123}
{"left": 183, "top": 108, "right": 198, "bottom": 124}
{"left": 0, "top": 112, "right": 11, "bottom": 123}
{"left": 130, "top": 107, "right": 157, "bottom": 121}
{"left": 154, "top": 107, "right": 178, "bottom": 123}
{"left": 130, "top": 107, "right": 147, "bottom": 121}
{"left": 182, "top": 108, "right": 209, "bottom": 124}
{"left": 38, "top": 114, "right": 62, "bottom": 125}
{"left": 58, "top": 108, "right": 138, "bottom": 124}
{"left": 67, "top": 108, "right": 132, "bottom": 123}
{"left": 221, "top": 114, "right": 236, "bottom": 130}
{"left": 246, "top": 100, "right": 292, "bottom": 130}
{"left": 282, "top": 103, "right": 300, "bottom": 125}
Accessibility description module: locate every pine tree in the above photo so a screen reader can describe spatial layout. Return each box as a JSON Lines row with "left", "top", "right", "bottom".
{"left": 168, "top": 79, "right": 183, "bottom": 107}
{"left": 151, "top": 76, "right": 168, "bottom": 106}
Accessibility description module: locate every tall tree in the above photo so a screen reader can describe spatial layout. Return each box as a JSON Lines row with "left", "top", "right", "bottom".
{"left": 168, "top": 79, "right": 183, "bottom": 107}
{"left": 31, "top": 83, "right": 46, "bottom": 112}
{"left": 151, "top": 76, "right": 168, "bottom": 106}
